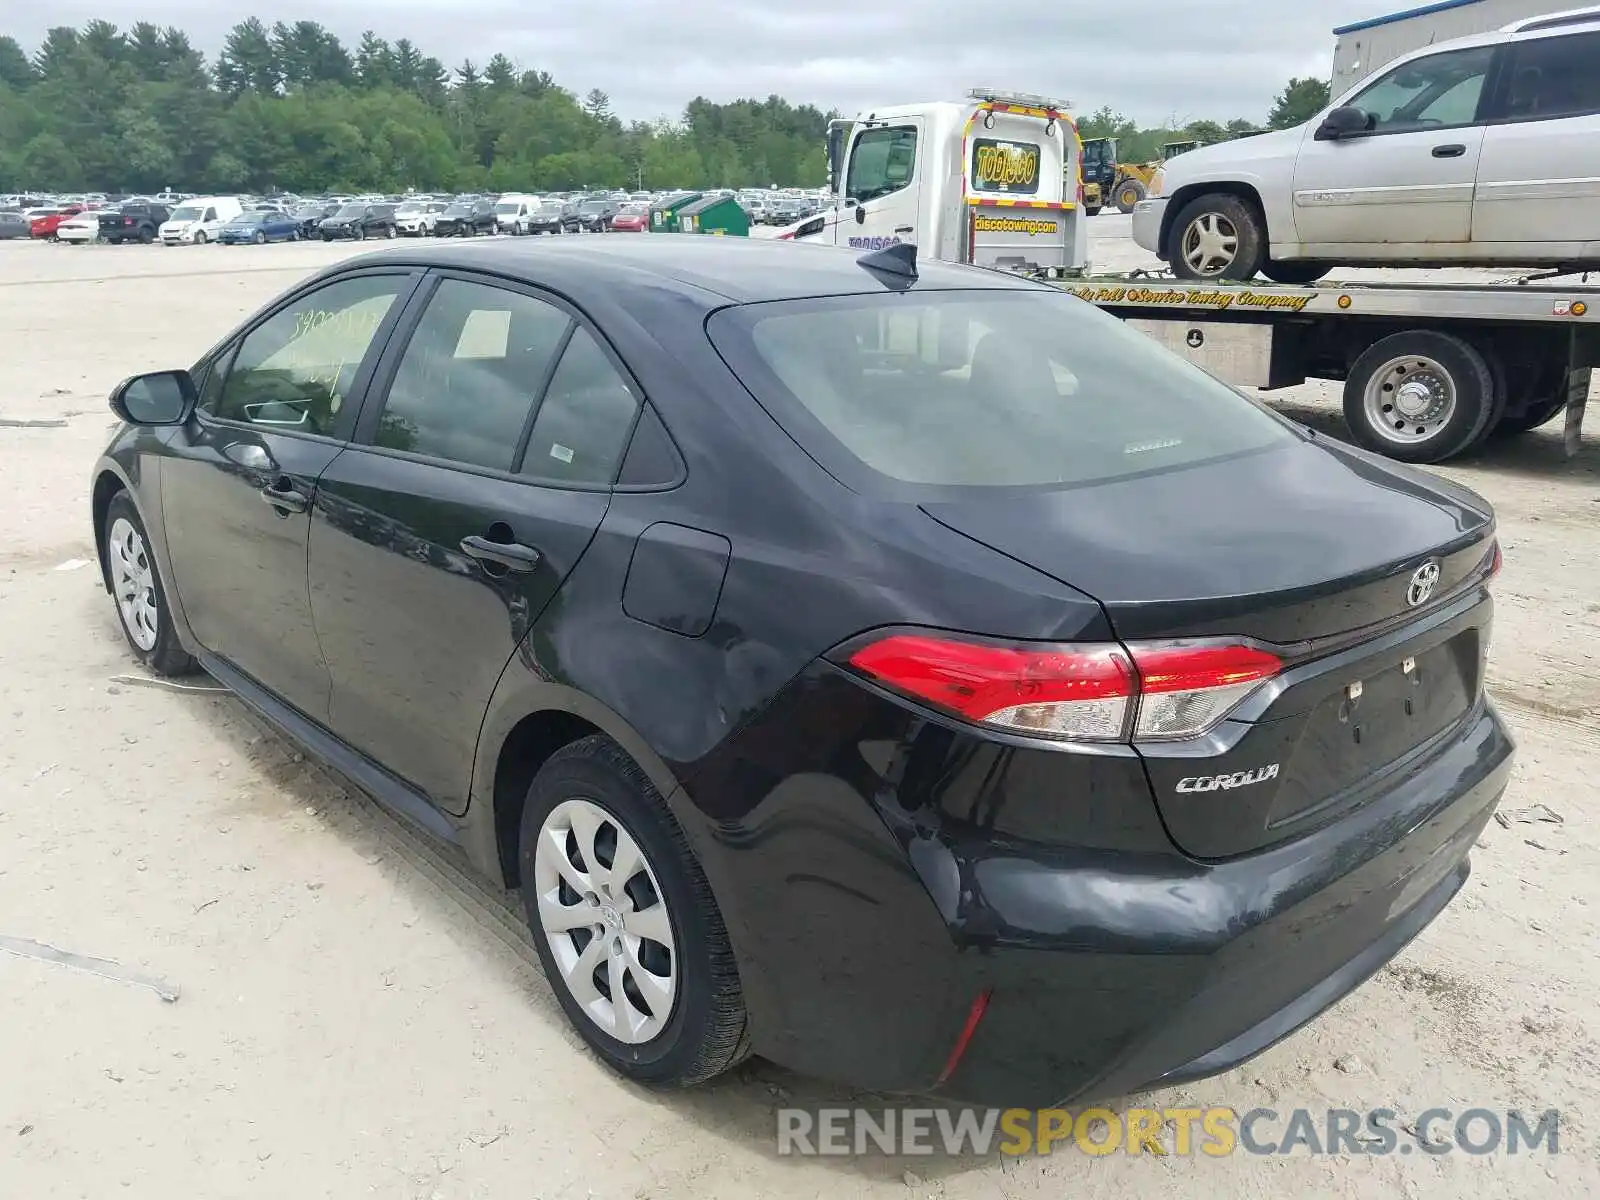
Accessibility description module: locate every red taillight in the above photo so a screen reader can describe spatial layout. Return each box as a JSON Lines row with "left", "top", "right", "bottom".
{"left": 845, "top": 632, "right": 1281, "bottom": 743}
{"left": 1487, "top": 538, "right": 1502, "bottom": 579}
{"left": 123, "top": 217, "right": 133, "bottom": 226}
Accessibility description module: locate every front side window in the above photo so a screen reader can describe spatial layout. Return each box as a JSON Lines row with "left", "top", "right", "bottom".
{"left": 846, "top": 126, "right": 918, "bottom": 203}
{"left": 1496, "top": 31, "right": 1600, "bottom": 121}
{"left": 521, "top": 327, "right": 640, "bottom": 485}
{"left": 374, "top": 278, "right": 571, "bottom": 471}
{"left": 213, "top": 274, "right": 405, "bottom": 434}
{"left": 1348, "top": 46, "right": 1494, "bottom": 132}
{"left": 709, "top": 289, "right": 1290, "bottom": 492}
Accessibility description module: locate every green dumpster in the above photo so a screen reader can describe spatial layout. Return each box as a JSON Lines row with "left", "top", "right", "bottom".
{"left": 648, "top": 192, "right": 703, "bottom": 233}
{"left": 677, "top": 194, "right": 750, "bottom": 237}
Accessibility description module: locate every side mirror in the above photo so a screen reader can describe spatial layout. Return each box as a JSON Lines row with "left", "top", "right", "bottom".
{"left": 109, "top": 369, "right": 197, "bottom": 426}
{"left": 854, "top": 202, "right": 867, "bottom": 224}
{"left": 1315, "top": 105, "right": 1370, "bottom": 141}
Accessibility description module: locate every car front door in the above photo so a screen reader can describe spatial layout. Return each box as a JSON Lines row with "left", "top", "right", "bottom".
{"left": 308, "top": 272, "right": 641, "bottom": 814}
{"left": 160, "top": 269, "right": 419, "bottom": 717}
{"left": 1291, "top": 44, "right": 1495, "bottom": 247}
{"left": 1473, "top": 29, "right": 1600, "bottom": 248}
{"left": 839, "top": 121, "right": 924, "bottom": 252}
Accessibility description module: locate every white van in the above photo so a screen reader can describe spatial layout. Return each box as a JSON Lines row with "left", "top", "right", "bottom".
{"left": 159, "top": 196, "right": 243, "bottom": 245}
{"left": 493, "top": 194, "right": 542, "bottom": 235}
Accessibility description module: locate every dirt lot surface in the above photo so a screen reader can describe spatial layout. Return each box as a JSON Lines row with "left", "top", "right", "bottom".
{"left": 2, "top": 229, "right": 1597, "bottom": 1198}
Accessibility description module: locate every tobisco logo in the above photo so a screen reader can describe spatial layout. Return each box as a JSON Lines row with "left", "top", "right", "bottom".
{"left": 973, "top": 215, "right": 1058, "bottom": 236}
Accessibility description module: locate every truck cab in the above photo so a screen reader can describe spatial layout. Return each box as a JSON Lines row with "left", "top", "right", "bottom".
{"left": 788, "top": 88, "right": 1088, "bottom": 275}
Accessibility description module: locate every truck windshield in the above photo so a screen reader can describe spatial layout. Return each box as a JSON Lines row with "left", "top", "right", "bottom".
{"left": 846, "top": 126, "right": 917, "bottom": 203}
{"left": 708, "top": 289, "right": 1290, "bottom": 493}
{"left": 169, "top": 206, "right": 203, "bottom": 221}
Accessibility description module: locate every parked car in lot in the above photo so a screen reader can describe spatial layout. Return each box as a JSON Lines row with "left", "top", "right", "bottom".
{"left": 54, "top": 211, "right": 102, "bottom": 243}
{"left": 395, "top": 200, "right": 449, "bottom": 236}
{"left": 320, "top": 203, "right": 397, "bottom": 241}
{"left": 0, "top": 210, "right": 30, "bottom": 239}
{"left": 217, "top": 209, "right": 301, "bottom": 244}
{"left": 292, "top": 203, "right": 341, "bottom": 238}
{"left": 30, "top": 205, "right": 88, "bottom": 239}
{"left": 526, "top": 200, "right": 579, "bottom": 234}
{"left": 160, "top": 197, "right": 243, "bottom": 245}
{"left": 434, "top": 199, "right": 498, "bottom": 237}
{"left": 98, "top": 202, "right": 171, "bottom": 244}
{"left": 577, "top": 199, "right": 618, "bottom": 232}
{"left": 609, "top": 203, "right": 649, "bottom": 233}
{"left": 92, "top": 237, "right": 1511, "bottom": 1108}
{"left": 1135, "top": 10, "right": 1600, "bottom": 280}
{"left": 494, "top": 195, "right": 541, "bottom": 235}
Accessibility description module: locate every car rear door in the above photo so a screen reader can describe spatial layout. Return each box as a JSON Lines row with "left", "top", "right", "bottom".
{"left": 1291, "top": 43, "right": 1494, "bottom": 247}
{"left": 160, "top": 268, "right": 420, "bottom": 718}
{"left": 308, "top": 271, "right": 644, "bottom": 815}
{"left": 1472, "top": 29, "right": 1600, "bottom": 248}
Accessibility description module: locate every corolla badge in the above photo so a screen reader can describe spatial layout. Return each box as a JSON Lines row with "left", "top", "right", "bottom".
{"left": 1176, "top": 764, "right": 1280, "bottom": 793}
{"left": 1406, "top": 560, "right": 1441, "bottom": 608}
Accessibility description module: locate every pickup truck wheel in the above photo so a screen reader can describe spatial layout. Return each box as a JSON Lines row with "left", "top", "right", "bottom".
{"left": 1115, "top": 179, "right": 1146, "bottom": 213}
{"left": 1260, "top": 259, "right": 1331, "bottom": 285}
{"left": 1344, "top": 331, "right": 1499, "bottom": 463}
{"left": 1167, "top": 193, "right": 1265, "bottom": 281}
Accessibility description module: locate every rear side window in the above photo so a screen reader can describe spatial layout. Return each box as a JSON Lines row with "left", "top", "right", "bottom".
{"left": 708, "top": 289, "right": 1290, "bottom": 493}
{"left": 522, "top": 327, "right": 640, "bottom": 485}
{"left": 1495, "top": 31, "right": 1600, "bottom": 121}
{"left": 374, "top": 278, "right": 571, "bottom": 471}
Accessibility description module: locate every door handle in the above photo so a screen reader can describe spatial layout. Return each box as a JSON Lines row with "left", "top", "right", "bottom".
{"left": 460, "top": 535, "right": 541, "bottom": 573}
{"left": 1432, "top": 144, "right": 1467, "bottom": 158}
{"left": 259, "top": 480, "right": 308, "bottom": 514}
{"left": 894, "top": 225, "right": 914, "bottom": 234}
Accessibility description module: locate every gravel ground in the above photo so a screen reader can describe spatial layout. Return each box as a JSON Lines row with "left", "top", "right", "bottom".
{"left": 1, "top": 227, "right": 1596, "bottom": 1199}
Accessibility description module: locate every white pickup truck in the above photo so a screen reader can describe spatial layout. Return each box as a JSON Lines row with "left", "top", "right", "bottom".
{"left": 1133, "top": 7, "right": 1600, "bottom": 282}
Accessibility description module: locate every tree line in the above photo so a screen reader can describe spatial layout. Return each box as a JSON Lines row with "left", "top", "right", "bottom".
{"left": 0, "top": 20, "right": 1331, "bottom": 195}
{"left": 1078, "top": 77, "right": 1332, "bottom": 163}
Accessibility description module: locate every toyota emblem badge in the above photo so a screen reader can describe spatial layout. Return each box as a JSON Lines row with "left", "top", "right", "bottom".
{"left": 1406, "top": 561, "right": 1441, "bottom": 608}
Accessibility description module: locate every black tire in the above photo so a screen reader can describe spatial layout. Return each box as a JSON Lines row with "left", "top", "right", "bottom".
{"left": 1260, "top": 259, "right": 1332, "bottom": 285}
{"left": 1343, "top": 331, "right": 1500, "bottom": 464}
{"left": 354, "top": 225, "right": 365, "bottom": 241}
{"left": 518, "top": 735, "right": 749, "bottom": 1088}
{"left": 1115, "top": 178, "right": 1147, "bottom": 214}
{"left": 194, "top": 230, "right": 208, "bottom": 245}
{"left": 1166, "top": 192, "right": 1266, "bottom": 281}
{"left": 385, "top": 224, "right": 396, "bottom": 239}
{"left": 253, "top": 230, "right": 266, "bottom": 245}
{"left": 1494, "top": 393, "right": 1568, "bottom": 437}
{"left": 100, "top": 492, "right": 198, "bottom": 677}
{"left": 138, "top": 226, "right": 154, "bottom": 244}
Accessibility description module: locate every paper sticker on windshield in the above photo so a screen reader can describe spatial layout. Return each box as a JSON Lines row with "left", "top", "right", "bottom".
{"left": 971, "top": 138, "right": 1041, "bottom": 195}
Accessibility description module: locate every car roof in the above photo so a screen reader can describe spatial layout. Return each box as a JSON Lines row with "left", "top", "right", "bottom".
{"left": 336, "top": 236, "right": 1044, "bottom": 304}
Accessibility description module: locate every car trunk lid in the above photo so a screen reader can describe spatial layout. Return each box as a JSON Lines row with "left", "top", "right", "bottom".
{"left": 922, "top": 439, "right": 1497, "bottom": 857}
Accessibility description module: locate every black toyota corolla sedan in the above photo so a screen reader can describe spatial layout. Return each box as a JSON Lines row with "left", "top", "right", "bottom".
{"left": 90, "top": 238, "right": 1512, "bottom": 1107}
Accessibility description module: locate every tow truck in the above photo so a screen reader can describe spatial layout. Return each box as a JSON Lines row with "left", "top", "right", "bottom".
{"left": 1060, "top": 273, "right": 1597, "bottom": 463}
{"left": 783, "top": 87, "right": 1088, "bottom": 276}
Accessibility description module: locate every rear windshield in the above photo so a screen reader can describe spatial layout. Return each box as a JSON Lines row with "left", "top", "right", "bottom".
{"left": 708, "top": 289, "right": 1290, "bottom": 492}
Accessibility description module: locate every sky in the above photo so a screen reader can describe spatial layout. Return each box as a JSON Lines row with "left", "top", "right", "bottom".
{"left": 14, "top": 1, "right": 1392, "bottom": 125}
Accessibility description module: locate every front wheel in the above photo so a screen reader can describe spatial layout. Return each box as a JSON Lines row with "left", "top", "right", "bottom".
{"left": 194, "top": 230, "right": 208, "bottom": 245}
{"left": 1116, "top": 179, "right": 1147, "bottom": 214}
{"left": 354, "top": 225, "right": 366, "bottom": 241}
{"left": 519, "top": 735, "right": 749, "bottom": 1088}
{"left": 385, "top": 224, "right": 396, "bottom": 239}
{"left": 101, "top": 493, "right": 197, "bottom": 677}
{"left": 253, "top": 230, "right": 266, "bottom": 245}
{"left": 1166, "top": 192, "right": 1266, "bottom": 281}
{"left": 1344, "top": 331, "right": 1500, "bottom": 464}
{"left": 1260, "top": 259, "right": 1331, "bottom": 285}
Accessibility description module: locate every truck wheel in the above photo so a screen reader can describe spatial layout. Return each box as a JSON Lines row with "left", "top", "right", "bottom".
{"left": 1494, "top": 394, "right": 1568, "bottom": 436}
{"left": 1116, "top": 179, "right": 1146, "bottom": 213}
{"left": 1167, "top": 193, "right": 1266, "bottom": 281}
{"left": 1344, "top": 331, "right": 1500, "bottom": 463}
{"left": 1260, "top": 259, "right": 1331, "bottom": 285}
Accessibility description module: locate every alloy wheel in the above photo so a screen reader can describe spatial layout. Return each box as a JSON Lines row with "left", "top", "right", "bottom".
{"left": 1180, "top": 212, "right": 1239, "bottom": 276}
{"left": 108, "top": 516, "right": 159, "bottom": 651}
{"left": 532, "top": 797, "right": 677, "bottom": 1044}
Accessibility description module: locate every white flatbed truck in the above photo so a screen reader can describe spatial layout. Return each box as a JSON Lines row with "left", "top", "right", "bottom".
{"left": 1059, "top": 273, "right": 1598, "bottom": 463}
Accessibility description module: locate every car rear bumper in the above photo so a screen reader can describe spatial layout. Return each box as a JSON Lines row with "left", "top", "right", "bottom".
{"left": 682, "top": 665, "right": 1512, "bottom": 1107}
{"left": 1131, "top": 197, "right": 1166, "bottom": 254}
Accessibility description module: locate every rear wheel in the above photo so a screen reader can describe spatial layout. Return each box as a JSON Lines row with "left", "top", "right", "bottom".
{"left": 1344, "top": 331, "right": 1500, "bottom": 463}
{"left": 1260, "top": 259, "right": 1331, "bottom": 285}
{"left": 101, "top": 493, "right": 197, "bottom": 677}
{"left": 519, "top": 735, "right": 749, "bottom": 1087}
{"left": 138, "top": 226, "right": 154, "bottom": 244}
{"left": 1167, "top": 192, "right": 1266, "bottom": 281}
